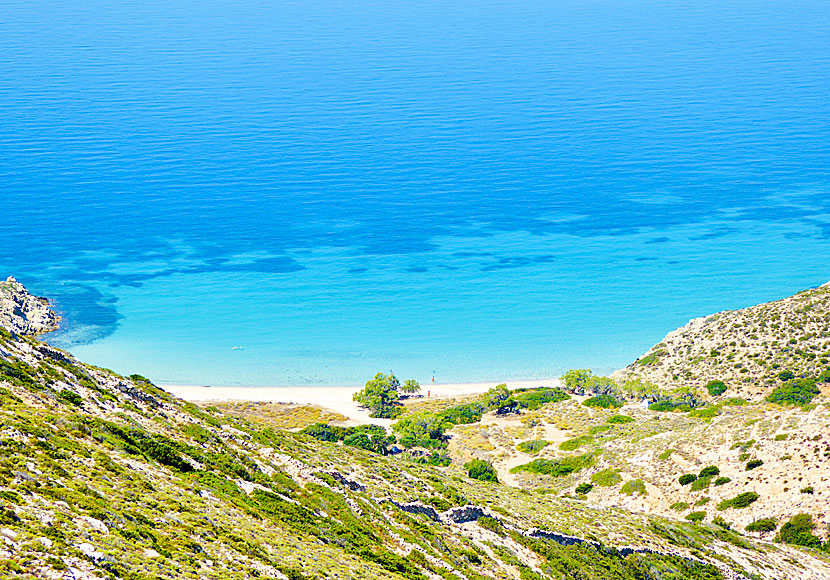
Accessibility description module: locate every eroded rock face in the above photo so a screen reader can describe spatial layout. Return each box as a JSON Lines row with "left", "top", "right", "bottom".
{"left": 0, "top": 277, "right": 59, "bottom": 335}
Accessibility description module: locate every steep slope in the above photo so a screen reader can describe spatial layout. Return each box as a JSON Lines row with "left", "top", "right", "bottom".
{"left": 613, "top": 281, "right": 830, "bottom": 399}
{"left": 1, "top": 279, "right": 829, "bottom": 579}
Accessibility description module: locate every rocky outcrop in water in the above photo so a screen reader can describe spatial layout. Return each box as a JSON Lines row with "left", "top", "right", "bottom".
{"left": 0, "top": 276, "right": 59, "bottom": 335}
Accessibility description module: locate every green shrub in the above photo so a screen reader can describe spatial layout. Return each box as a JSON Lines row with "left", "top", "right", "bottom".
{"left": 575, "top": 483, "right": 593, "bottom": 494}
{"left": 776, "top": 514, "right": 822, "bottom": 548}
{"left": 777, "top": 370, "right": 795, "bottom": 381}
{"left": 437, "top": 403, "right": 484, "bottom": 425}
{"left": 766, "top": 378, "right": 820, "bottom": 406}
{"left": 606, "top": 414, "right": 634, "bottom": 424}
{"left": 465, "top": 459, "right": 498, "bottom": 482}
{"left": 745, "top": 517, "right": 777, "bottom": 532}
{"left": 512, "top": 388, "right": 570, "bottom": 410}
{"left": 705, "top": 380, "right": 727, "bottom": 397}
{"left": 648, "top": 400, "right": 685, "bottom": 412}
{"left": 689, "top": 406, "right": 720, "bottom": 419}
{"left": 690, "top": 477, "right": 712, "bottom": 492}
{"left": 685, "top": 511, "right": 705, "bottom": 522}
{"left": 712, "top": 516, "right": 731, "bottom": 530}
{"left": 745, "top": 459, "right": 763, "bottom": 470}
{"left": 620, "top": 479, "right": 647, "bottom": 496}
{"left": 800, "top": 486, "right": 814, "bottom": 494}
{"left": 695, "top": 497, "right": 711, "bottom": 506}
{"left": 717, "top": 492, "right": 759, "bottom": 510}
{"left": 559, "top": 435, "right": 593, "bottom": 451}
{"left": 774, "top": 433, "right": 788, "bottom": 441}
{"left": 721, "top": 397, "right": 747, "bottom": 406}
{"left": 591, "top": 468, "right": 621, "bottom": 487}
{"left": 58, "top": 389, "right": 83, "bottom": 406}
{"left": 582, "top": 395, "right": 623, "bottom": 409}
{"left": 698, "top": 466, "right": 720, "bottom": 478}
{"left": 511, "top": 454, "right": 593, "bottom": 477}
{"left": 476, "top": 516, "right": 504, "bottom": 536}
{"left": 517, "top": 439, "right": 549, "bottom": 454}
{"left": 714, "top": 477, "right": 731, "bottom": 486}
{"left": 670, "top": 502, "right": 689, "bottom": 512}
{"left": 678, "top": 474, "right": 697, "bottom": 486}
{"left": 657, "top": 449, "right": 674, "bottom": 460}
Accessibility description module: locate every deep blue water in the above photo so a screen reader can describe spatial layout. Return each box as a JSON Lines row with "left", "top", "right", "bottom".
{"left": 1, "top": 0, "right": 829, "bottom": 386}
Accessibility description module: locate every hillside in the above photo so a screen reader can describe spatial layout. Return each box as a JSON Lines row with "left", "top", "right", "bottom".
{"left": 613, "top": 282, "right": 830, "bottom": 399}
{"left": 1, "top": 280, "right": 830, "bottom": 579}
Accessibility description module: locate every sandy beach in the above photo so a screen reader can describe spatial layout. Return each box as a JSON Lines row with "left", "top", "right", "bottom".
{"left": 163, "top": 379, "right": 561, "bottom": 424}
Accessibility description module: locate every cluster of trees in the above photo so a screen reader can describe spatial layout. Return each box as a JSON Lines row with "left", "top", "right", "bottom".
{"left": 352, "top": 372, "right": 421, "bottom": 418}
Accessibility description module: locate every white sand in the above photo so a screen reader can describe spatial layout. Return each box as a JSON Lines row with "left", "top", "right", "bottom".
{"left": 163, "top": 378, "right": 561, "bottom": 425}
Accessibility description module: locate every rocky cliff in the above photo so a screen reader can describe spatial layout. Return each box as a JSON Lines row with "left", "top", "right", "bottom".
{"left": 0, "top": 276, "right": 59, "bottom": 335}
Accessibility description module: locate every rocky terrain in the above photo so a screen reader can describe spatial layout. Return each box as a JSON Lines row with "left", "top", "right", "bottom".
{"left": 612, "top": 281, "right": 830, "bottom": 399}
{"left": 0, "top": 277, "right": 59, "bottom": 336}
{"left": 2, "top": 279, "right": 830, "bottom": 579}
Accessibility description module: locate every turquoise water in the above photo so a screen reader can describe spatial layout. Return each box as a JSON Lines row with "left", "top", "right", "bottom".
{"left": 1, "top": 0, "right": 829, "bottom": 385}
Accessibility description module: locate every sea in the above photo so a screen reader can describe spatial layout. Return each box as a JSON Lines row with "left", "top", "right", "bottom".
{"left": 1, "top": 0, "right": 829, "bottom": 386}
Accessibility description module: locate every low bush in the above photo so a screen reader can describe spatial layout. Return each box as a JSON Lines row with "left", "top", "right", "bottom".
{"left": 705, "top": 380, "right": 727, "bottom": 397}
{"left": 511, "top": 454, "right": 593, "bottom": 477}
{"left": 476, "top": 516, "right": 504, "bottom": 536}
{"left": 712, "top": 516, "right": 731, "bottom": 530}
{"left": 717, "top": 492, "right": 759, "bottom": 510}
{"left": 465, "top": 459, "right": 498, "bottom": 482}
{"left": 678, "top": 474, "right": 697, "bottom": 486}
{"left": 776, "top": 514, "right": 822, "bottom": 548}
{"left": 582, "top": 395, "right": 623, "bottom": 409}
{"left": 774, "top": 433, "right": 788, "bottom": 441}
{"left": 777, "top": 370, "right": 795, "bottom": 381}
{"left": 745, "top": 459, "right": 764, "bottom": 470}
{"left": 575, "top": 483, "right": 593, "bottom": 494}
{"left": 698, "top": 466, "right": 720, "bottom": 478}
{"left": 745, "top": 517, "right": 777, "bottom": 532}
{"left": 591, "top": 468, "right": 621, "bottom": 487}
{"left": 685, "top": 511, "right": 705, "bottom": 522}
{"left": 689, "top": 406, "right": 720, "bottom": 419}
{"left": 690, "top": 477, "right": 711, "bottom": 492}
{"left": 607, "top": 414, "right": 634, "bottom": 424}
{"left": 800, "top": 486, "right": 814, "bottom": 494}
{"left": 512, "top": 387, "right": 570, "bottom": 410}
{"left": 58, "top": 389, "right": 83, "bottom": 406}
{"left": 670, "top": 502, "right": 689, "bottom": 512}
{"left": 714, "top": 477, "right": 731, "bottom": 486}
{"left": 621, "top": 479, "right": 647, "bottom": 496}
{"left": 559, "top": 435, "right": 593, "bottom": 451}
{"left": 766, "top": 378, "right": 820, "bottom": 406}
{"left": 517, "top": 439, "right": 550, "bottom": 454}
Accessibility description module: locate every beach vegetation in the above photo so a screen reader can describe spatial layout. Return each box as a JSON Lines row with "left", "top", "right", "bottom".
{"left": 582, "top": 395, "right": 623, "bottom": 409}
{"left": 574, "top": 483, "right": 593, "bottom": 494}
{"left": 745, "top": 459, "right": 763, "bottom": 470}
{"left": 678, "top": 474, "right": 697, "bottom": 486}
{"left": 607, "top": 414, "right": 634, "bottom": 424}
{"left": 698, "top": 466, "right": 720, "bottom": 478}
{"left": 353, "top": 372, "right": 404, "bottom": 418}
{"left": 400, "top": 379, "right": 421, "bottom": 396}
{"left": 685, "top": 511, "right": 705, "bottom": 522}
{"left": 717, "top": 492, "right": 759, "bottom": 510}
{"left": 621, "top": 479, "right": 646, "bottom": 496}
{"left": 511, "top": 454, "right": 594, "bottom": 477}
{"left": 591, "top": 468, "right": 621, "bottom": 486}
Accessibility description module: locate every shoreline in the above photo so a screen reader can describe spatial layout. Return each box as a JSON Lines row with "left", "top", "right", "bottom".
{"left": 163, "top": 379, "right": 562, "bottom": 424}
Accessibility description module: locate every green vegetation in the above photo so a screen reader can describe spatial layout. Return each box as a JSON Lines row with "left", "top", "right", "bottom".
{"left": 511, "top": 454, "right": 594, "bottom": 477}
{"left": 57, "top": 388, "right": 83, "bottom": 406}
{"left": 714, "top": 477, "right": 731, "bottom": 486}
{"left": 717, "top": 492, "right": 759, "bottom": 510}
{"left": 575, "top": 483, "right": 593, "bottom": 494}
{"left": 465, "top": 459, "right": 498, "bottom": 482}
{"left": 670, "top": 502, "right": 689, "bottom": 512}
{"left": 766, "top": 377, "right": 820, "bottom": 406}
{"left": 591, "top": 468, "right": 621, "bottom": 487}
{"left": 690, "top": 477, "right": 712, "bottom": 492}
{"left": 353, "top": 372, "right": 406, "bottom": 418}
{"left": 620, "top": 479, "right": 646, "bottom": 496}
{"left": 685, "top": 511, "right": 705, "bottom": 522}
{"left": 745, "top": 459, "right": 763, "bottom": 470}
{"left": 607, "top": 414, "right": 634, "bottom": 424}
{"left": 800, "top": 486, "right": 814, "bottom": 494}
{"left": 776, "top": 514, "right": 822, "bottom": 548}
{"left": 301, "top": 423, "right": 395, "bottom": 454}
{"left": 559, "top": 435, "right": 593, "bottom": 451}
{"left": 698, "top": 466, "right": 720, "bottom": 478}
{"left": 582, "top": 395, "right": 623, "bottom": 409}
{"left": 516, "top": 439, "right": 550, "bottom": 454}
{"left": 678, "top": 474, "right": 697, "bottom": 486}
{"left": 745, "top": 518, "right": 777, "bottom": 532}
{"left": 657, "top": 449, "right": 675, "bottom": 460}
{"left": 705, "top": 380, "right": 727, "bottom": 397}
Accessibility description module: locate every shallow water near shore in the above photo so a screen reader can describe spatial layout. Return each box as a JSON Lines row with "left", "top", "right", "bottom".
{"left": 1, "top": 0, "right": 829, "bottom": 385}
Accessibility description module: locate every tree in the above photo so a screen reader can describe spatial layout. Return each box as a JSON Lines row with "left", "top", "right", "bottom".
{"left": 400, "top": 379, "right": 421, "bottom": 396}
{"left": 353, "top": 372, "right": 402, "bottom": 418}
{"left": 465, "top": 459, "right": 498, "bottom": 482}
{"left": 484, "top": 384, "right": 510, "bottom": 408}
